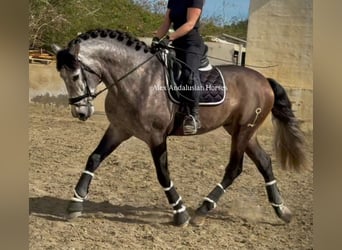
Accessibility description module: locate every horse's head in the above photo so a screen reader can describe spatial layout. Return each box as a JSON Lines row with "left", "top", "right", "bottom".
{"left": 52, "top": 43, "right": 100, "bottom": 121}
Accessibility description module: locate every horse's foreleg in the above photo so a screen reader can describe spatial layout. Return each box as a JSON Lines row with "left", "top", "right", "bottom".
{"left": 150, "top": 141, "right": 190, "bottom": 227}
{"left": 67, "top": 125, "right": 131, "bottom": 219}
{"left": 245, "top": 138, "right": 292, "bottom": 223}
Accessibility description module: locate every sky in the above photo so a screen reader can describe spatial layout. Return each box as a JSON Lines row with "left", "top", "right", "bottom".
{"left": 202, "top": 0, "right": 251, "bottom": 24}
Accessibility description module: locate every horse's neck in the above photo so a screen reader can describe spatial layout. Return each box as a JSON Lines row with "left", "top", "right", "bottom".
{"left": 102, "top": 50, "right": 156, "bottom": 93}
{"left": 80, "top": 40, "right": 164, "bottom": 105}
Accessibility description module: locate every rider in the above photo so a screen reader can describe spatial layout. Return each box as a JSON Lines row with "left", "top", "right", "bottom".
{"left": 152, "top": 0, "right": 205, "bottom": 135}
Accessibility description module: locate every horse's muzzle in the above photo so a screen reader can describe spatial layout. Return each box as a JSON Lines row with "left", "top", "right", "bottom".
{"left": 71, "top": 102, "right": 94, "bottom": 121}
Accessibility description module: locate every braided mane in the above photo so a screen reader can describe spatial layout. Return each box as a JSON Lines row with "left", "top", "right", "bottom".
{"left": 68, "top": 29, "right": 151, "bottom": 53}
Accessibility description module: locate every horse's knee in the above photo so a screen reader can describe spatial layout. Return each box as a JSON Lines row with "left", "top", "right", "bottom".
{"left": 86, "top": 153, "right": 101, "bottom": 172}
{"left": 225, "top": 165, "right": 243, "bottom": 180}
{"left": 236, "top": 165, "right": 243, "bottom": 176}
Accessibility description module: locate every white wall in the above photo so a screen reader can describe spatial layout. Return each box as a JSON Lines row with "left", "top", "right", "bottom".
{"left": 246, "top": 0, "right": 313, "bottom": 132}
{"left": 246, "top": 0, "right": 313, "bottom": 89}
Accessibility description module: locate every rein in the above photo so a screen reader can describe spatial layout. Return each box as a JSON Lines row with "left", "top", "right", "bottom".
{"left": 93, "top": 53, "right": 156, "bottom": 98}
{"left": 70, "top": 53, "right": 157, "bottom": 104}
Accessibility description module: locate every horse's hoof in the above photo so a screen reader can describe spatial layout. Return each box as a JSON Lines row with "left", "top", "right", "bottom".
{"left": 177, "top": 218, "right": 190, "bottom": 228}
{"left": 66, "top": 211, "right": 82, "bottom": 220}
{"left": 66, "top": 201, "right": 83, "bottom": 220}
{"left": 274, "top": 204, "right": 292, "bottom": 223}
{"left": 279, "top": 206, "right": 292, "bottom": 223}
{"left": 190, "top": 214, "right": 206, "bottom": 227}
{"left": 174, "top": 211, "right": 190, "bottom": 227}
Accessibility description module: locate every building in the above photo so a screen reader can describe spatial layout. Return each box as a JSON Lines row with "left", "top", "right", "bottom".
{"left": 246, "top": 0, "right": 313, "bottom": 131}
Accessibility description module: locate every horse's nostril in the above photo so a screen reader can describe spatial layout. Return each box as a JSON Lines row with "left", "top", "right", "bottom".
{"left": 78, "top": 113, "right": 87, "bottom": 121}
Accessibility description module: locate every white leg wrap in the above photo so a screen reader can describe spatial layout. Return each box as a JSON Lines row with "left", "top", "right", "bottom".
{"left": 271, "top": 202, "right": 286, "bottom": 212}
{"left": 163, "top": 181, "right": 174, "bottom": 191}
{"left": 271, "top": 202, "right": 284, "bottom": 208}
{"left": 217, "top": 183, "right": 226, "bottom": 193}
{"left": 73, "top": 189, "right": 87, "bottom": 200}
{"left": 265, "top": 180, "right": 277, "bottom": 186}
{"left": 83, "top": 170, "right": 94, "bottom": 177}
{"left": 173, "top": 205, "right": 186, "bottom": 214}
{"left": 71, "top": 197, "right": 84, "bottom": 202}
{"left": 204, "top": 197, "right": 217, "bottom": 208}
{"left": 171, "top": 196, "right": 182, "bottom": 207}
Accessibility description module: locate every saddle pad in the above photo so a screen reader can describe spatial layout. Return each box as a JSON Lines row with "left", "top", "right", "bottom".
{"left": 166, "top": 66, "right": 226, "bottom": 106}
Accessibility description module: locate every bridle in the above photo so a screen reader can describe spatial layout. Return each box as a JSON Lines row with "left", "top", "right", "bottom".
{"left": 68, "top": 60, "right": 102, "bottom": 105}
{"left": 68, "top": 54, "right": 156, "bottom": 105}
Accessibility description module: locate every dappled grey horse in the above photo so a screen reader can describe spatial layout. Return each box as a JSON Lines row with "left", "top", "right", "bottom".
{"left": 52, "top": 29, "right": 306, "bottom": 227}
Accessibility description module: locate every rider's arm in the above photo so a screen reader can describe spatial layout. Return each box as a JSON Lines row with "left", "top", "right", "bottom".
{"left": 169, "top": 7, "right": 202, "bottom": 41}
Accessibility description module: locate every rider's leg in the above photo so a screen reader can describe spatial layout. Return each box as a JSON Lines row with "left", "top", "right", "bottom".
{"left": 180, "top": 45, "right": 202, "bottom": 135}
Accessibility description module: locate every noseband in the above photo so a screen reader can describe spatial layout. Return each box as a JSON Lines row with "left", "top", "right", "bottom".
{"left": 68, "top": 61, "right": 102, "bottom": 105}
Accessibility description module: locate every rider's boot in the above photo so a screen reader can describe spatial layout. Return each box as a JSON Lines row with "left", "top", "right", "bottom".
{"left": 183, "top": 106, "right": 201, "bottom": 135}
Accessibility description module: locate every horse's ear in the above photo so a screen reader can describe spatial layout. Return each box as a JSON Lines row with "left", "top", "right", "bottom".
{"left": 51, "top": 44, "right": 62, "bottom": 55}
{"left": 69, "top": 43, "right": 80, "bottom": 57}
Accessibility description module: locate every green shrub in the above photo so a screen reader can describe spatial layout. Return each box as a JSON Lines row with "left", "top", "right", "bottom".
{"left": 29, "top": 0, "right": 247, "bottom": 49}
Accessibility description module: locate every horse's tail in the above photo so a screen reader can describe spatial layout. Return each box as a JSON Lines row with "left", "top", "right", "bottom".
{"left": 267, "top": 78, "right": 307, "bottom": 171}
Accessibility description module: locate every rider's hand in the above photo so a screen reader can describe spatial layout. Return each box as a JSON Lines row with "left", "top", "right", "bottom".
{"left": 150, "top": 36, "right": 170, "bottom": 53}
{"left": 151, "top": 36, "right": 159, "bottom": 47}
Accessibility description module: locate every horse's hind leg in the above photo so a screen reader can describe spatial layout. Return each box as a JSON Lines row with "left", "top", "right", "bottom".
{"left": 150, "top": 139, "right": 190, "bottom": 227}
{"left": 67, "top": 125, "right": 131, "bottom": 219}
{"left": 245, "top": 137, "right": 292, "bottom": 223}
{"left": 192, "top": 126, "right": 251, "bottom": 226}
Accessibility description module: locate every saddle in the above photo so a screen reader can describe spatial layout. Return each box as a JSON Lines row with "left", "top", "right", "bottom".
{"left": 159, "top": 45, "right": 226, "bottom": 106}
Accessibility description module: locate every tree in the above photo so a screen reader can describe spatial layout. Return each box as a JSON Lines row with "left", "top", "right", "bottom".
{"left": 29, "top": 0, "right": 66, "bottom": 48}
{"left": 132, "top": 0, "right": 167, "bottom": 14}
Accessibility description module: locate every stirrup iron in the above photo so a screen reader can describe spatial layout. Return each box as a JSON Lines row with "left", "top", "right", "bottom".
{"left": 183, "top": 115, "right": 198, "bottom": 135}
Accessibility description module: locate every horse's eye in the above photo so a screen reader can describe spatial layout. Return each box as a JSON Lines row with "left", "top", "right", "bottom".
{"left": 72, "top": 75, "right": 79, "bottom": 81}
